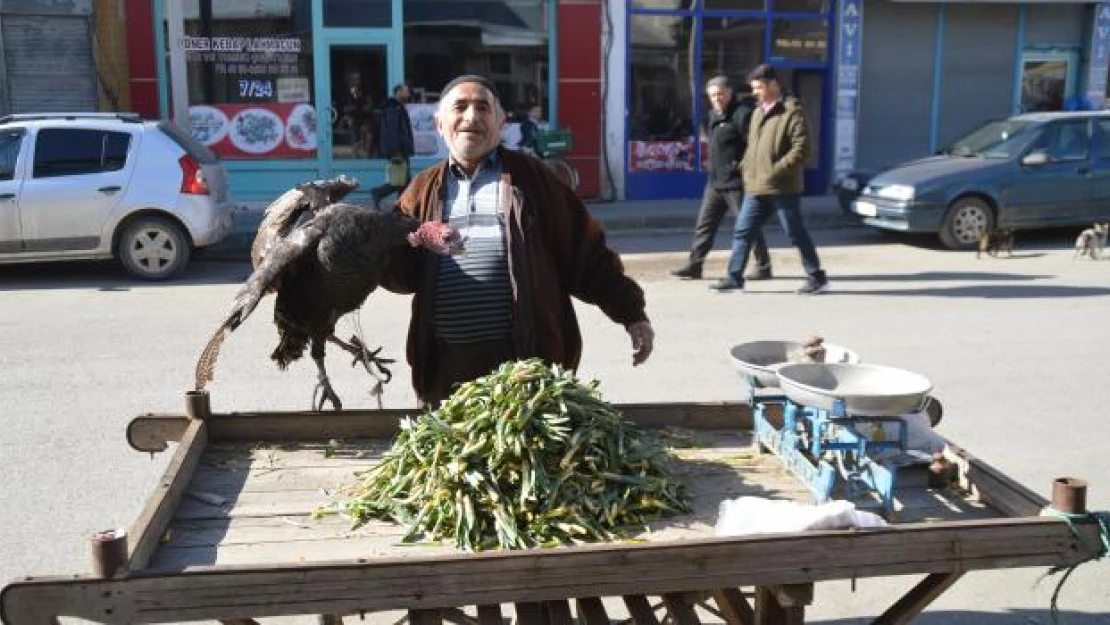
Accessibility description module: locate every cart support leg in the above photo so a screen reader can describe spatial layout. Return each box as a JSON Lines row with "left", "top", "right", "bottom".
{"left": 871, "top": 571, "right": 965, "bottom": 625}
{"left": 712, "top": 587, "right": 756, "bottom": 625}
{"left": 755, "top": 584, "right": 811, "bottom": 625}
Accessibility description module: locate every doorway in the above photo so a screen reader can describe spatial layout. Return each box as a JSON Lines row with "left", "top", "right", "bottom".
{"left": 780, "top": 68, "right": 829, "bottom": 194}
{"left": 329, "top": 46, "right": 388, "bottom": 161}
{"left": 1020, "top": 51, "right": 1079, "bottom": 112}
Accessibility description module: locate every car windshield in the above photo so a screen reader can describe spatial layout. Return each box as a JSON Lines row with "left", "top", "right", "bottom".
{"left": 945, "top": 120, "right": 1040, "bottom": 159}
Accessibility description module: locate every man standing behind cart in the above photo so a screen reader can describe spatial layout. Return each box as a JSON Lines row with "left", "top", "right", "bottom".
{"left": 671, "top": 75, "right": 772, "bottom": 281}
{"left": 381, "top": 74, "right": 654, "bottom": 405}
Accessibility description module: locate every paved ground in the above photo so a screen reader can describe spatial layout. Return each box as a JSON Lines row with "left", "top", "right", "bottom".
{"left": 1, "top": 226, "right": 1108, "bottom": 624}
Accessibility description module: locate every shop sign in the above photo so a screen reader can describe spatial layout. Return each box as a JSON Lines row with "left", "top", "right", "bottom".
{"left": 189, "top": 102, "right": 317, "bottom": 158}
{"left": 1087, "top": 4, "right": 1110, "bottom": 109}
{"left": 629, "top": 139, "right": 696, "bottom": 172}
{"left": 833, "top": 0, "right": 862, "bottom": 176}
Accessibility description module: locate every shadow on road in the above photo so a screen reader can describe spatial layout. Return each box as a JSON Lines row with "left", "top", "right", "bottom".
{"left": 831, "top": 271, "right": 1054, "bottom": 282}
{"left": 0, "top": 259, "right": 251, "bottom": 292}
{"left": 831, "top": 284, "right": 1110, "bottom": 299}
{"left": 819, "top": 609, "right": 1105, "bottom": 624}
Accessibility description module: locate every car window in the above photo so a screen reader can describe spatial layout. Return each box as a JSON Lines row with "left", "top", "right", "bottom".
{"left": 1029, "top": 120, "right": 1090, "bottom": 163}
{"left": 32, "top": 128, "right": 132, "bottom": 178}
{"left": 1094, "top": 119, "right": 1110, "bottom": 160}
{"left": 0, "top": 131, "right": 22, "bottom": 181}
{"left": 947, "top": 119, "right": 1040, "bottom": 159}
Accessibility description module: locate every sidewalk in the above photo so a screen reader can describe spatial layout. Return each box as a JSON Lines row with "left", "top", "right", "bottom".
{"left": 203, "top": 195, "right": 859, "bottom": 261}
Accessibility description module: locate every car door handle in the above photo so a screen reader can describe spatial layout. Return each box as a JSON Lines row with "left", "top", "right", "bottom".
{"left": 98, "top": 185, "right": 121, "bottom": 194}
{"left": 0, "top": 192, "right": 14, "bottom": 200}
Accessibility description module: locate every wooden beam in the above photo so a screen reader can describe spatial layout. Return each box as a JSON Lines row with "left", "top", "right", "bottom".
{"left": 944, "top": 439, "right": 1048, "bottom": 517}
{"left": 514, "top": 602, "right": 548, "bottom": 624}
{"left": 127, "top": 416, "right": 190, "bottom": 453}
{"left": 475, "top": 604, "right": 502, "bottom": 625}
{"left": 126, "top": 419, "right": 208, "bottom": 572}
{"left": 871, "top": 572, "right": 965, "bottom": 625}
{"left": 193, "top": 402, "right": 751, "bottom": 443}
{"left": 623, "top": 595, "right": 661, "bottom": 625}
{"left": 662, "top": 592, "right": 702, "bottom": 625}
{"left": 574, "top": 597, "right": 609, "bottom": 625}
{"left": 1, "top": 518, "right": 1099, "bottom": 624}
{"left": 755, "top": 586, "right": 805, "bottom": 625}
{"left": 711, "top": 588, "right": 755, "bottom": 625}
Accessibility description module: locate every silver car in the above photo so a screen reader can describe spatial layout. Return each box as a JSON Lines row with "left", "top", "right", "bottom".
{"left": 0, "top": 112, "right": 235, "bottom": 279}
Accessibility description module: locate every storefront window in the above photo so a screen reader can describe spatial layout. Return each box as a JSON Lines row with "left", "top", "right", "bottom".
{"left": 1022, "top": 60, "right": 1067, "bottom": 112}
{"left": 179, "top": 0, "right": 315, "bottom": 160}
{"left": 701, "top": 18, "right": 765, "bottom": 84}
{"left": 403, "top": 0, "right": 549, "bottom": 156}
{"left": 324, "top": 0, "right": 390, "bottom": 28}
{"left": 771, "top": 19, "right": 828, "bottom": 63}
{"left": 629, "top": 15, "right": 696, "bottom": 171}
{"left": 771, "top": 0, "right": 828, "bottom": 14}
{"left": 704, "top": 0, "right": 766, "bottom": 11}
{"left": 632, "top": 0, "right": 696, "bottom": 9}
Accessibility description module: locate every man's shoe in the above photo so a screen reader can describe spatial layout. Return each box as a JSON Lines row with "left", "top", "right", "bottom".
{"left": 745, "top": 268, "right": 773, "bottom": 281}
{"left": 710, "top": 276, "right": 744, "bottom": 292}
{"left": 670, "top": 264, "right": 702, "bottom": 280}
{"left": 797, "top": 275, "right": 829, "bottom": 295}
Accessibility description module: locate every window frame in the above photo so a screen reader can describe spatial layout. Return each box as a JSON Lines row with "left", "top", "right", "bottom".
{"left": 31, "top": 128, "right": 133, "bottom": 180}
{"left": 0, "top": 129, "right": 25, "bottom": 182}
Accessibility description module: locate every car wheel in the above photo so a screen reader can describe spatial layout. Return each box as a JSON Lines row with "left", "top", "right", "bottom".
{"left": 939, "top": 196, "right": 994, "bottom": 250}
{"left": 117, "top": 216, "right": 191, "bottom": 280}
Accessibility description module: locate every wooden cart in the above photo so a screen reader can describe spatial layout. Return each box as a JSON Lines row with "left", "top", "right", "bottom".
{"left": 0, "top": 397, "right": 1101, "bottom": 625}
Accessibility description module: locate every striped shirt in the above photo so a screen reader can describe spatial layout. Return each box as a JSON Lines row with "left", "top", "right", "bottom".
{"left": 434, "top": 153, "right": 512, "bottom": 343}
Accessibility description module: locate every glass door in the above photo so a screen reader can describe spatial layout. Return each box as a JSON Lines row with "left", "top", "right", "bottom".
{"left": 328, "top": 46, "right": 388, "bottom": 161}
{"left": 1020, "top": 51, "right": 1079, "bottom": 113}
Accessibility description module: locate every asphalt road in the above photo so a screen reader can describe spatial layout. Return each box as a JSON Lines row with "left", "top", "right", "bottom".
{"left": 1, "top": 225, "right": 1108, "bottom": 624}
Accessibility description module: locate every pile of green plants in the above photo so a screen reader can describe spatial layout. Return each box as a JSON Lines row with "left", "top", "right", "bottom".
{"left": 342, "top": 359, "right": 691, "bottom": 550}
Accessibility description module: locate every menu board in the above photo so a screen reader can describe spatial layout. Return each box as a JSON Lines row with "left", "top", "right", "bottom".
{"left": 190, "top": 102, "right": 316, "bottom": 158}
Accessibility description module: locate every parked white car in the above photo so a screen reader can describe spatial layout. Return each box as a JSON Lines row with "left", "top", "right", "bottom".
{"left": 0, "top": 112, "right": 235, "bottom": 280}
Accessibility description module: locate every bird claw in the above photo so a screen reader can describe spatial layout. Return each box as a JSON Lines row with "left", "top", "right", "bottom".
{"left": 347, "top": 335, "right": 395, "bottom": 384}
{"left": 312, "top": 377, "right": 343, "bottom": 412}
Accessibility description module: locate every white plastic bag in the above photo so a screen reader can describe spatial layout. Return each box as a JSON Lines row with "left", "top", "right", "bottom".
{"left": 714, "top": 496, "right": 887, "bottom": 537}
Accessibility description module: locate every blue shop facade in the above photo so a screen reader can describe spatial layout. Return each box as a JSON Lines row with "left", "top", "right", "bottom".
{"left": 606, "top": 0, "right": 1110, "bottom": 200}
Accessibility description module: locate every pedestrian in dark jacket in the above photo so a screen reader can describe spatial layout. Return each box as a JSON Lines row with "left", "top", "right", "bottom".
{"left": 672, "top": 75, "right": 771, "bottom": 280}
{"left": 711, "top": 64, "right": 829, "bottom": 295}
{"left": 371, "top": 83, "right": 415, "bottom": 209}
{"left": 380, "top": 75, "right": 654, "bottom": 404}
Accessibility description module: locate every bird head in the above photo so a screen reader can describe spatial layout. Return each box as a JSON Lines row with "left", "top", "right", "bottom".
{"left": 406, "top": 221, "right": 463, "bottom": 256}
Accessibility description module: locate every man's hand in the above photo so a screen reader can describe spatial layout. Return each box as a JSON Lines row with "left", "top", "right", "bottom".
{"left": 626, "top": 320, "right": 654, "bottom": 366}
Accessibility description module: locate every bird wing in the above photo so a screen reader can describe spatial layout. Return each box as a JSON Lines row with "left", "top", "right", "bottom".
{"left": 194, "top": 215, "right": 329, "bottom": 391}
{"left": 250, "top": 176, "right": 359, "bottom": 269}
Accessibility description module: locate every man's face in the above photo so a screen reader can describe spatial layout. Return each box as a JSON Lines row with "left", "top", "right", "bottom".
{"left": 706, "top": 85, "right": 732, "bottom": 113}
{"left": 751, "top": 78, "right": 779, "bottom": 105}
{"left": 435, "top": 82, "right": 505, "bottom": 166}
{"left": 397, "top": 86, "right": 411, "bottom": 103}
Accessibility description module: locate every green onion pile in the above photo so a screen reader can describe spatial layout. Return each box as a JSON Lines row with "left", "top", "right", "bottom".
{"left": 341, "top": 359, "right": 691, "bottom": 550}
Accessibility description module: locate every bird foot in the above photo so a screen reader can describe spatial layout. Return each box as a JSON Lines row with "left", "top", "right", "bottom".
{"left": 348, "top": 335, "right": 395, "bottom": 384}
{"left": 312, "top": 376, "right": 344, "bottom": 411}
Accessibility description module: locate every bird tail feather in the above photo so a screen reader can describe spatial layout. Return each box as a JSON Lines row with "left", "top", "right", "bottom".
{"left": 194, "top": 322, "right": 232, "bottom": 392}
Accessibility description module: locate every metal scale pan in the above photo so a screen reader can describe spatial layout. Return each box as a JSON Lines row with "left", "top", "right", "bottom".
{"left": 729, "top": 340, "right": 860, "bottom": 388}
{"left": 775, "top": 363, "right": 933, "bottom": 417}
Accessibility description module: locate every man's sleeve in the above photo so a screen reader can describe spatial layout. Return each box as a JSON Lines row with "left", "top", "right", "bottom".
{"left": 773, "top": 110, "right": 810, "bottom": 177}
{"left": 546, "top": 174, "right": 648, "bottom": 326}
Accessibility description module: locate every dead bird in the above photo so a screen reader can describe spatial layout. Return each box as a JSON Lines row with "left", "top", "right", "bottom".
{"left": 976, "top": 229, "right": 1015, "bottom": 258}
{"left": 1075, "top": 223, "right": 1108, "bottom": 260}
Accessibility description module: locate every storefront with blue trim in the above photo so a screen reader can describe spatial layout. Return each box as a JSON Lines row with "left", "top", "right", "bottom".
{"left": 151, "top": 0, "right": 561, "bottom": 202}
{"left": 618, "top": 0, "right": 836, "bottom": 200}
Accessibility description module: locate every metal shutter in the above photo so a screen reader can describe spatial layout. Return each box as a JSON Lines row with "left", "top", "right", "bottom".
{"left": 1025, "top": 4, "right": 1085, "bottom": 46}
{"left": 2, "top": 14, "right": 97, "bottom": 113}
{"left": 856, "top": 0, "right": 937, "bottom": 171}
{"left": 936, "top": 4, "right": 1019, "bottom": 149}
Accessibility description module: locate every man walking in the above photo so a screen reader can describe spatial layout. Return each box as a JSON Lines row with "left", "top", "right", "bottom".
{"left": 371, "top": 83, "right": 415, "bottom": 209}
{"left": 711, "top": 64, "right": 828, "bottom": 294}
{"left": 672, "top": 75, "right": 771, "bottom": 280}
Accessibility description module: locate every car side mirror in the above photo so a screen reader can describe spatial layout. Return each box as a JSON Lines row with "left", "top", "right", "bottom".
{"left": 1021, "top": 151, "right": 1050, "bottom": 167}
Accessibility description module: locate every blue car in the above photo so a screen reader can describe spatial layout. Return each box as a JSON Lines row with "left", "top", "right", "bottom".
{"left": 852, "top": 111, "right": 1110, "bottom": 249}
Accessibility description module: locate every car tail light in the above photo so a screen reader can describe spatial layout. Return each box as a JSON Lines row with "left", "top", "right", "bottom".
{"left": 179, "top": 155, "right": 210, "bottom": 195}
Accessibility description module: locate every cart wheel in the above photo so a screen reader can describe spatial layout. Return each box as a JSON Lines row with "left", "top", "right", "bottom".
{"left": 923, "top": 395, "right": 943, "bottom": 428}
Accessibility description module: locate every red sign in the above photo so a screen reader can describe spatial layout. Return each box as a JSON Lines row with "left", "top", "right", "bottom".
{"left": 629, "top": 139, "right": 695, "bottom": 172}
{"left": 189, "top": 102, "right": 317, "bottom": 159}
